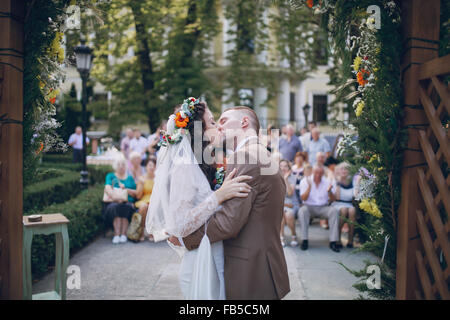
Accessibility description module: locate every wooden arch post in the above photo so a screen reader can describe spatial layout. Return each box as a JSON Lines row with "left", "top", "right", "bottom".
{"left": 0, "top": 0, "right": 25, "bottom": 299}
{"left": 396, "top": 0, "right": 441, "bottom": 300}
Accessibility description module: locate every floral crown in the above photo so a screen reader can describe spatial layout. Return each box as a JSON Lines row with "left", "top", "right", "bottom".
{"left": 158, "top": 97, "right": 200, "bottom": 147}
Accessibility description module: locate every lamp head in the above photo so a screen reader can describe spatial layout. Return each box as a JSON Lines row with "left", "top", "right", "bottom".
{"left": 74, "top": 41, "right": 94, "bottom": 74}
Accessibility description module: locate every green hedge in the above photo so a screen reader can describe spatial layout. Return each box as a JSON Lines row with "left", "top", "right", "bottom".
{"left": 39, "top": 162, "right": 82, "bottom": 171}
{"left": 39, "top": 162, "right": 112, "bottom": 182}
{"left": 24, "top": 165, "right": 112, "bottom": 213}
{"left": 24, "top": 171, "right": 82, "bottom": 213}
{"left": 27, "top": 184, "right": 105, "bottom": 278}
{"left": 88, "top": 165, "right": 112, "bottom": 185}
{"left": 41, "top": 153, "right": 74, "bottom": 164}
{"left": 34, "top": 167, "right": 67, "bottom": 183}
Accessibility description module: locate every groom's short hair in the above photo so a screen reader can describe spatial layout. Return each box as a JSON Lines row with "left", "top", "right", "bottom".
{"left": 227, "top": 106, "right": 260, "bottom": 133}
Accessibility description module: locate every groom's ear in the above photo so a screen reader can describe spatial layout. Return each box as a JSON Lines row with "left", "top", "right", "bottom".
{"left": 241, "top": 116, "right": 250, "bottom": 129}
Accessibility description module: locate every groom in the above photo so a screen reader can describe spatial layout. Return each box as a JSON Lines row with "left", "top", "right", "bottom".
{"left": 170, "top": 106, "right": 290, "bottom": 300}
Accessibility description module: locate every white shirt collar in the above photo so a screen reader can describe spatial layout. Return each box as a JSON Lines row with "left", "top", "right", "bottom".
{"left": 234, "top": 135, "right": 258, "bottom": 153}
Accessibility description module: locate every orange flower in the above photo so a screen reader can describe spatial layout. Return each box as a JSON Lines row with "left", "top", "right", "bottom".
{"left": 307, "top": 0, "right": 314, "bottom": 8}
{"left": 36, "top": 142, "right": 44, "bottom": 155}
{"left": 357, "top": 69, "right": 370, "bottom": 86}
{"left": 175, "top": 112, "right": 189, "bottom": 128}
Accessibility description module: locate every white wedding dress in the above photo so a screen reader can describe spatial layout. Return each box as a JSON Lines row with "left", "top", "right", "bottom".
{"left": 146, "top": 135, "right": 225, "bottom": 300}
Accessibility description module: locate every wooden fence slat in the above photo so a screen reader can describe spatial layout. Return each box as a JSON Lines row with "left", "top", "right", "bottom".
{"left": 418, "top": 55, "right": 450, "bottom": 80}
{"left": 419, "top": 86, "right": 450, "bottom": 165}
{"left": 415, "top": 207, "right": 450, "bottom": 299}
{"left": 415, "top": 250, "right": 436, "bottom": 299}
{"left": 418, "top": 131, "right": 450, "bottom": 214}
{"left": 430, "top": 77, "right": 450, "bottom": 115}
{"left": 417, "top": 169, "right": 450, "bottom": 265}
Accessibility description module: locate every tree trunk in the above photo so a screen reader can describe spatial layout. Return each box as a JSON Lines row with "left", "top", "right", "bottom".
{"left": 129, "top": 1, "right": 160, "bottom": 133}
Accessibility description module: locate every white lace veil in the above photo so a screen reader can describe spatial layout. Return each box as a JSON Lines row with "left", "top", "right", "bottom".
{"left": 145, "top": 134, "right": 215, "bottom": 242}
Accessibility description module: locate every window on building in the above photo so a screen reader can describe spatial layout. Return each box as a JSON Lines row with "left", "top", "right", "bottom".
{"left": 289, "top": 92, "right": 296, "bottom": 122}
{"left": 313, "top": 33, "right": 328, "bottom": 66}
{"left": 313, "top": 94, "right": 328, "bottom": 123}
{"left": 238, "top": 89, "right": 254, "bottom": 108}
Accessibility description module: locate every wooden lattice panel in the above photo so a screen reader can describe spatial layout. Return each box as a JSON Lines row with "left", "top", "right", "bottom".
{"left": 415, "top": 54, "right": 450, "bottom": 300}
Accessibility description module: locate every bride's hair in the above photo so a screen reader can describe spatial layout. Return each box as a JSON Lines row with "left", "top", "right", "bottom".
{"left": 186, "top": 101, "right": 216, "bottom": 190}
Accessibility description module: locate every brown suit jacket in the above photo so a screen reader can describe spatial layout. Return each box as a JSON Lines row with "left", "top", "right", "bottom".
{"left": 183, "top": 138, "right": 290, "bottom": 300}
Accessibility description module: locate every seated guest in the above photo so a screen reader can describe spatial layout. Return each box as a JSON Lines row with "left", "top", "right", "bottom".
{"left": 135, "top": 157, "right": 156, "bottom": 241}
{"left": 332, "top": 162, "right": 358, "bottom": 248}
{"left": 279, "top": 160, "right": 300, "bottom": 247}
{"left": 104, "top": 156, "right": 138, "bottom": 244}
{"left": 324, "top": 156, "right": 339, "bottom": 181}
{"left": 316, "top": 152, "right": 330, "bottom": 229}
{"left": 292, "top": 151, "right": 308, "bottom": 202}
{"left": 292, "top": 151, "right": 308, "bottom": 175}
{"left": 306, "top": 128, "right": 331, "bottom": 165}
{"left": 318, "top": 154, "right": 339, "bottom": 229}
{"left": 298, "top": 165, "right": 340, "bottom": 252}
{"left": 302, "top": 163, "right": 313, "bottom": 179}
{"left": 316, "top": 151, "right": 327, "bottom": 167}
{"left": 279, "top": 124, "right": 303, "bottom": 162}
{"left": 128, "top": 151, "right": 145, "bottom": 181}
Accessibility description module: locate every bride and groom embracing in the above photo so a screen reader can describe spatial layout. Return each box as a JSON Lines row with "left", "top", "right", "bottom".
{"left": 146, "top": 97, "right": 290, "bottom": 300}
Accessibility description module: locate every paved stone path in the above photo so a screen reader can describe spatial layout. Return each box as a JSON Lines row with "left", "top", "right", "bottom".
{"left": 33, "top": 222, "right": 378, "bottom": 300}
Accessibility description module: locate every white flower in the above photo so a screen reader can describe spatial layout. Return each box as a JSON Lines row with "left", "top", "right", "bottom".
{"left": 167, "top": 114, "right": 176, "bottom": 135}
{"left": 180, "top": 110, "right": 186, "bottom": 119}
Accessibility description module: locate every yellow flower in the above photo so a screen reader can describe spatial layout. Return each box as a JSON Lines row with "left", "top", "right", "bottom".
{"left": 47, "top": 32, "right": 64, "bottom": 63}
{"left": 70, "top": 0, "right": 76, "bottom": 5}
{"left": 353, "top": 56, "right": 362, "bottom": 72}
{"left": 368, "top": 154, "right": 379, "bottom": 164}
{"left": 58, "top": 47, "right": 65, "bottom": 63}
{"left": 359, "top": 198, "right": 382, "bottom": 218}
{"left": 375, "top": 47, "right": 381, "bottom": 54}
{"left": 355, "top": 100, "right": 365, "bottom": 117}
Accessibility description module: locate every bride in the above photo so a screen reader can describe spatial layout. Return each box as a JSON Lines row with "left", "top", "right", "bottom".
{"left": 145, "top": 97, "right": 251, "bottom": 300}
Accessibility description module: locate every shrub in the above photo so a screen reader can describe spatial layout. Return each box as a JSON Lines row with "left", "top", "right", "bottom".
{"left": 25, "top": 165, "right": 112, "bottom": 213}
{"left": 38, "top": 162, "right": 112, "bottom": 184}
{"left": 39, "top": 161, "right": 82, "bottom": 171}
{"left": 26, "top": 184, "right": 105, "bottom": 278}
{"left": 24, "top": 171, "right": 82, "bottom": 213}
{"left": 41, "top": 152, "right": 74, "bottom": 164}
{"left": 34, "top": 167, "right": 67, "bottom": 183}
{"left": 88, "top": 165, "right": 113, "bottom": 185}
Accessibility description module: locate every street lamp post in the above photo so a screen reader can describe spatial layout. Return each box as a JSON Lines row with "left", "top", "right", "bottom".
{"left": 74, "top": 41, "right": 94, "bottom": 189}
{"left": 303, "top": 103, "right": 311, "bottom": 129}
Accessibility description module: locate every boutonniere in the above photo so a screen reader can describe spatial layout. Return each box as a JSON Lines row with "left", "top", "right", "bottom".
{"left": 213, "top": 165, "right": 226, "bottom": 190}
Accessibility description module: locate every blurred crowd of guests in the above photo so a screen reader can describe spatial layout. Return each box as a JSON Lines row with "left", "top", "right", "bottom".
{"left": 269, "top": 122, "right": 360, "bottom": 253}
